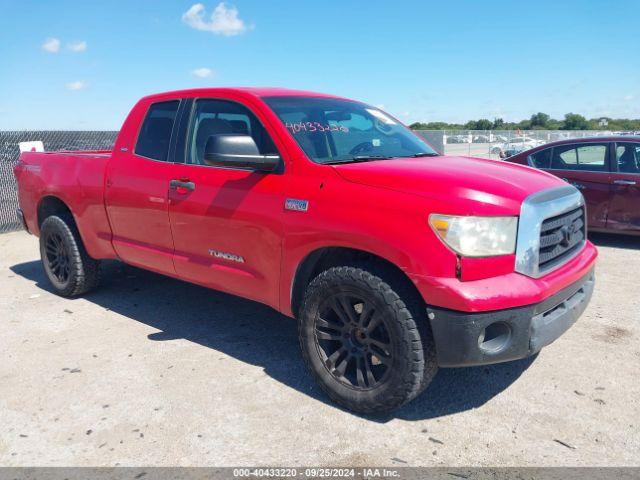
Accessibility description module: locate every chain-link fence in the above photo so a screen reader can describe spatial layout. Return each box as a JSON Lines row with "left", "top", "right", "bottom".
{"left": 0, "top": 131, "right": 118, "bottom": 233}
{"left": 0, "top": 128, "right": 632, "bottom": 233}
{"left": 414, "top": 129, "right": 620, "bottom": 159}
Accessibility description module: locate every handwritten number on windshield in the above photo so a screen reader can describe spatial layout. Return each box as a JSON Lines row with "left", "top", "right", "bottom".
{"left": 286, "top": 122, "right": 349, "bottom": 134}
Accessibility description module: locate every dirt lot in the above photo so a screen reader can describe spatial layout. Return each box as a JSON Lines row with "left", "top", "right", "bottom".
{"left": 0, "top": 231, "right": 638, "bottom": 466}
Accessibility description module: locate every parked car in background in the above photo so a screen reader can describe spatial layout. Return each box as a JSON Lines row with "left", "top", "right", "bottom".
{"left": 490, "top": 136, "right": 541, "bottom": 157}
{"left": 472, "top": 134, "right": 490, "bottom": 143}
{"left": 494, "top": 145, "right": 527, "bottom": 159}
{"left": 506, "top": 136, "right": 640, "bottom": 235}
{"left": 447, "top": 134, "right": 471, "bottom": 143}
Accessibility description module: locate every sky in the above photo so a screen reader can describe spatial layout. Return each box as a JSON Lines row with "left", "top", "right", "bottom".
{"left": 0, "top": 0, "right": 638, "bottom": 130}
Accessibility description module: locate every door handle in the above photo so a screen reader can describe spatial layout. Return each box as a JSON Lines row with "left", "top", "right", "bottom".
{"left": 614, "top": 179, "right": 637, "bottom": 186}
{"left": 169, "top": 179, "right": 196, "bottom": 191}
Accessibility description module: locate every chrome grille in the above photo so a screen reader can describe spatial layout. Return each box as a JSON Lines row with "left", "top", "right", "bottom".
{"left": 515, "top": 185, "right": 586, "bottom": 278}
{"left": 538, "top": 207, "right": 585, "bottom": 270}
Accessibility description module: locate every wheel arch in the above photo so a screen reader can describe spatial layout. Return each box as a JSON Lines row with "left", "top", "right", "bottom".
{"left": 37, "top": 195, "right": 75, "bottom": 228}
{"left": 289, "top": 246, "right": 424, "bottom": 319}
{"left": 35, "top": 194, "right": 115, "bottom": 260}
{"left": 36, "top": 195, "right": 91, "bottom": 250}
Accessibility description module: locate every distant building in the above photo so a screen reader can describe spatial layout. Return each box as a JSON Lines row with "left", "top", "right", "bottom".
{"left": 598, "top": 118, "right": 609, "bottom": 127}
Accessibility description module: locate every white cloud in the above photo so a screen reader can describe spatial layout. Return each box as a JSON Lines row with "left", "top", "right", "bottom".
{"left": 191, "top": 67, "right": 215, "bottom": 78}
{"left": 68, "top": 41, "right": 87, "bottom": 52}
{"left": 623, "top": 94, "right": 635, "bottom": 101}
{"left": 42, "top": 37, "right": 60, "bottom": 53}
{"left": 182, "top": 2, "right": 248, "bottom": 36}
{"left": 66, "top": 81, "right": 87, "bottom": 91}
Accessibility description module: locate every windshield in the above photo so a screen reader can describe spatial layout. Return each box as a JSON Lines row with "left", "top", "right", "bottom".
{"left": 263, "top": 96, "right": 438, "bottom": 164}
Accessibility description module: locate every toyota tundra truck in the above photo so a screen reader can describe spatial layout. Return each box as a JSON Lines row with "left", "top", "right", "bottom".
{"left": 14, "top": 88, "right": 597, "bottom": 413}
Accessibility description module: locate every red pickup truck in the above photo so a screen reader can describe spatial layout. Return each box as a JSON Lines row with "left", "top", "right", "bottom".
{"left": 14, "top": 88, "right": 597, "bottom": 413}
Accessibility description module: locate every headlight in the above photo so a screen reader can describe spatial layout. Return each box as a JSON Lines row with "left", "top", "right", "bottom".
{"left": 429, "top": 214, "right": 518, "bottom": 257}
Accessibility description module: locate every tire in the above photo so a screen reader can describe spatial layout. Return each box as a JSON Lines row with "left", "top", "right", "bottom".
{"left": 39, "top": 214, "right": 101, "bottom": 297}
{"left": 298, "top": 265, "right": 438, "bottom": 414}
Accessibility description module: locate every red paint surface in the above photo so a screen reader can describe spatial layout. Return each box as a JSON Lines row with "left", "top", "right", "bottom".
{"left": 14, "top": 88, "right": 598, "bottom": 316}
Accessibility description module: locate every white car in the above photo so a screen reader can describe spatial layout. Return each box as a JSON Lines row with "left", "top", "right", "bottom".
{"left": 447, "top": 134, "right": 471, "bottom": 144}
{"left": 490, "top": 136, "right": 541, "bottom": 156}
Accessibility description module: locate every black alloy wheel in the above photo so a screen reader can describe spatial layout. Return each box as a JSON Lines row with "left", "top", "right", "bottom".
{"left": 39, "top": 214, "right": 101, "bottom": 297}
{"left": 43, "top": 231, "right": 71, "bottom": 285}
{"left": 314, "top": 292, "right": 394, "bottom": 390}
{"left": 299, "top": 265, "right": 438, "bottom": 414}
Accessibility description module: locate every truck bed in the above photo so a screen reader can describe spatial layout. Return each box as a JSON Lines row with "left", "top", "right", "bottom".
{"left": 14, "top": 149, "right": 117, "bottom": 259}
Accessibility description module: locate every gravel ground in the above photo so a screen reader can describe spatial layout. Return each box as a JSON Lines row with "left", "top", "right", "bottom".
{"left": 0, "top": 231, "right": 638, "bottom": 467}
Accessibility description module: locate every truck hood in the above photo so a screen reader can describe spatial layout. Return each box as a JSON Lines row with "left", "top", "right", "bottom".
{"left": 332, "top": 156, "right": 563, "bottom": 215}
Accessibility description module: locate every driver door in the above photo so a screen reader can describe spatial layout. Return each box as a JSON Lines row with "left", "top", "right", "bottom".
{"left": 167, "top": 98, "right": 287, "bottom": 308}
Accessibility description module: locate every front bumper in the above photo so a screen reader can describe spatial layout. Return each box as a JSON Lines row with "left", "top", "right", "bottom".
{"left": 428, "top": 268, "right": 595, "bottom": 367}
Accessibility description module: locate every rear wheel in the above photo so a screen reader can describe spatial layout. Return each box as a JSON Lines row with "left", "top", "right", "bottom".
{"left": 39, "top": 215, "right": 101, "bottom": 297}
{"left": 298, "top": 265, "right": 437, "bottom": 414}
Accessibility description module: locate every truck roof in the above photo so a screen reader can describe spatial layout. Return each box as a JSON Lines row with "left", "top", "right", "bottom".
{"left": 140, "top": 87, "right": 348, "bottom": 102}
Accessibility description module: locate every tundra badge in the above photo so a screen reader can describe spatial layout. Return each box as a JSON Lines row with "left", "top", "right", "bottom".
{"left": 285, "top": 198, "right": 309, "bottom": 212}
{"left": 208, "top": 249, "right": 245, "bottom": 263}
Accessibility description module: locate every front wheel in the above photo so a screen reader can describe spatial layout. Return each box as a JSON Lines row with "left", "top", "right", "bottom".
{"left": 39, "top": 214, "right": 101, "bottom": 297}
{"left": 298, "top": 266, "right": 437, "bottom": 414}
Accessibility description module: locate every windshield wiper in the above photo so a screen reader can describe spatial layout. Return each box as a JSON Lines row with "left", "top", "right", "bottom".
{"left": 324, "top": 155, "right": 392, "bottom": 165}
{"left": 352, "top": 155, "right": 392, "bottom": 160}
{"left": 408, "top": 152, "right": 439, "bottom": 157}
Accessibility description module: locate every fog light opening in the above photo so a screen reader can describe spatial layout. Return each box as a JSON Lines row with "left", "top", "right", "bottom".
{"left": 478, "top": 322, "right": 512, "bottom": 353}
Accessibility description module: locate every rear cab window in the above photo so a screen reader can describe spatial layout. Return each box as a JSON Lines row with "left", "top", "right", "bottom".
{"left": 135, "top": 100, "right": 180, "bottom": 161}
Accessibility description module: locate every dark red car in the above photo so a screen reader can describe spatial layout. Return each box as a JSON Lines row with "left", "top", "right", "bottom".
{"left": 507, "top": 136, "right": 640, "bottom": 235}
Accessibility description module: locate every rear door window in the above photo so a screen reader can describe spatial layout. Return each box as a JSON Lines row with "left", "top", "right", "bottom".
{"left": 135, "top": 100, "right": 180, "bottom": 161}
{"left": 551, "top": 143, "right": 608, "bottom": 171}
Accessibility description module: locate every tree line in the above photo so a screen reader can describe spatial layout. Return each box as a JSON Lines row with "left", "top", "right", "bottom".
{"left": 409, "top": 113, "right": 640, "bottom": 131}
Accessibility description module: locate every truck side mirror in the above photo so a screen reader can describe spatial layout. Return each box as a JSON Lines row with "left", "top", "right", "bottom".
{"left": 203, "top": 134, "right": 280, "bottom": 172}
